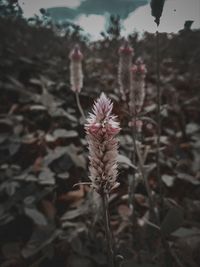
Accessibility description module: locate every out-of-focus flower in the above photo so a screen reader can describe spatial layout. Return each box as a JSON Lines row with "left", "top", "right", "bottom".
{"left": 129, "top": 58, "right": 147, "bottom": 115}
{"left": 128, "top": 119, "right": 143, "bottom": 133}
{"left": 69, "top": 44, "right": 83, "bottom": 93}
{"left": 118, "top": 40, "right": 133, "bottom": 101}
{"left": 85, "top": 93, "right": 120, "bottom": 194}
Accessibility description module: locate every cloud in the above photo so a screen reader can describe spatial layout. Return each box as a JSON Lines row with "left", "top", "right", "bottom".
{"left": 19, "top": 0, "right": 200, "bottom": 40}
{"left": 123, "top": 0, "right": 200, "bottom": 35}
{"left": 76, "top": 14, "right": 106, "bottom": 39}
{"left": 46, "top": 0, "right": 148, "bottom": 21}
{"left": 77, "top": 0, "right": 148, "bottom": 19}
{"left": 19, "top": 0, "right": 83, "bottom": 17}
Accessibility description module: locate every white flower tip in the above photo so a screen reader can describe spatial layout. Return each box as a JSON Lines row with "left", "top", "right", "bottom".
{"left": 119, "top": 40, "right": 134, "bottom": 55}
{"left": 69, "top": 44, "right": 83, "bottom": 61}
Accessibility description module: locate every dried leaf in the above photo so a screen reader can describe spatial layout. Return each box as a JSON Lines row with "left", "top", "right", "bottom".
{"left": 59, "top": 185, "right": 84, "bottom": 204}
{"left": 38, "top": 168, "right": 55, "bottom": 185}
{"left": 53, "top": 129, "right": 78, "bottom": 139}
{"left": 171, "top": 227, "right": 200, "bottom": 238}
{"left": 177, "top": 173, "right": 200, "bottom": 185}
{"left": 24, "top": 207, "right": 48, "bottom": 226}
{"left": 162, "top": 174, "right": 175, "bottom": 187}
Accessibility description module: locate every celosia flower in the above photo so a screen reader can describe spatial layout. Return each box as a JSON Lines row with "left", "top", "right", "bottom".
{"left": 118, "top": 40, "right": 133, "bottom": 101}
{"left": 69, "top": 44, "right": 83, "bottom": 93}
{"left": 85, "top": 93, "right": 120, "bottom": 194}
{"left": 129, "top": 58, "right": 147, "bottom": 115}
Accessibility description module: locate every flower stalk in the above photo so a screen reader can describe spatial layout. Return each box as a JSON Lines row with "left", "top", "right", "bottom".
{"left": 156, "top": 30, "right": 163, "bottom": 218}
{"left": 75, "top": 91, "right": 86, "bottom": 120}
{"left": 129, "top": 59, "right": 147, "bottom": 220}
{"left": 101, "top": 191, "right": 115, "bottom": 267}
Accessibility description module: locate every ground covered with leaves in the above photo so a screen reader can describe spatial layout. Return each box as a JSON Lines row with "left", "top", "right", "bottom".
{"left": 0, "top": 15, "right": 200, "bottom": 267}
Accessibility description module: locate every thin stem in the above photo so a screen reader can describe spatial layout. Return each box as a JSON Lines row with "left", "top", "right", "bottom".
{"left": 75, "top": 91, "right": 86, "bottom": 120}
{"left": 156, "top": 30, "right": 163, "bottom": 216}
{"left": 129, "top": 123, "right": 137, "bottom": 220}
{"left": 156, "top": 29, "right": 170, "bottom": 267}
{"left": 135, "top": 142, "right": 156, "bottom": 219}
{"left": 101, "top": 192, "right": 115, "bottom": 267}
{"left": 128, "top": 87, "right": 137, "bottom": 220}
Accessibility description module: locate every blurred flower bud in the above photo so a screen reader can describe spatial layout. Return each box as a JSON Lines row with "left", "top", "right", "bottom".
{"left": 118, "top": 40, "right": 134, "bottom": 101}
{"left": 69, "top": 44, "right": 83, "bottom": 93}
{"left": 129, "top": 58, "right": 147, "bottom": 114}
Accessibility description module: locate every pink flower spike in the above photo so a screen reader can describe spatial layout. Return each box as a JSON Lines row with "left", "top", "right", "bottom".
{"left": 129, "top": 58, "right": 147, "bottom": 114}
{"left": 118, "top": 40, "right": 134, "bottom": 102}
{"left": 118, "top": 40, "right": 134, "bottom": 55}
{"left": 69, "top": 44, "right": 83, "bottom": 93}
{"left": 69, "top": 44, "right": 83, "bottom": 61}
{"left": 85, "top": 93, "right": 121, "bottom": 194}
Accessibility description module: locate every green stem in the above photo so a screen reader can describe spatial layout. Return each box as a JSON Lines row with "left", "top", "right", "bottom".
{"left": 129, "top": 89, "right": 138, "bottom": 220}
{"left": 135, "top": 142, "right": 156, "bottom": 220}
{"left": 156, "top": 30, "right": 163, "bottom": 217}
{"left": 75, "top": 91, "right": 86, "bottom": 120}
{"left": 101, "top": 192, "right": 115, "bottom": 267}
{"left": 129, "top": 123, "right": 137, "bottom": 219}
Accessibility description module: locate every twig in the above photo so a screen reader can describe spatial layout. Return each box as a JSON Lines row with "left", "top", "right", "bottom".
{"left": 101, "top": 191, "right": 115, "bottom": 267}
{"left": 75, "top": 91, "right": 86, "bottom": 120}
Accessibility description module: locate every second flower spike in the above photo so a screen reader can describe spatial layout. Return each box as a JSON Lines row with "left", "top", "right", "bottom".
{"left": 129, "top": 58, "right": 147, "bottom": 115}
{"left": 69, "top": 44, "right": 83, "bottom": 93}
{"left": 118, "top": 40, "right": 134, "bottom": 102}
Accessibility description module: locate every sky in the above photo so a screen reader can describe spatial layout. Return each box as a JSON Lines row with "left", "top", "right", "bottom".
{"left": 19, "top": 0, "right": 200, "bottom": 40}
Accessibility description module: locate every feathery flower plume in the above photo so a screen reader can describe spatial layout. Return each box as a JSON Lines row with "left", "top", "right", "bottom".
{"left": 118, "top": 40, "right": 133, "bottom": 101}
{"left": 85, "top": 93, "right": 120, "bottom": 194}
{"left": 69, "top": 44, "right": 83, "bottom": 93}
{"left": 129, "top": 58, "right": 147, "bottom": 115}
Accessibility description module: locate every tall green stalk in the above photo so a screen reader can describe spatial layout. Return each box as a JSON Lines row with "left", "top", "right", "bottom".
{"left": 75, "top": 91, "right": 86, "bottom": 120}
{"left": 155, "top": 30, "right": 163, "bottom": 218}
{"left": 101, "top": 191, "right": 115, "bottom": 267}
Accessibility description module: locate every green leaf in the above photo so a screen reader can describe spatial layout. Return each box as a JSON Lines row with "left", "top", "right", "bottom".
{"left": 53, "top": 129, "right": 78, "bottom": 139}
{"left": 171, "top": 227, "right": 200, "bottom": 238}
{"left": 24, "top": 207, "right": 47, "bottom": 226}
{"left": 117, "top": 154, "right": 137, "bottom": 169}
{"left": 123, "top": 261, "right": 160, "bottom": 267}
{"left": 161, "top": 207, "right": 184, "bottom": 236}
